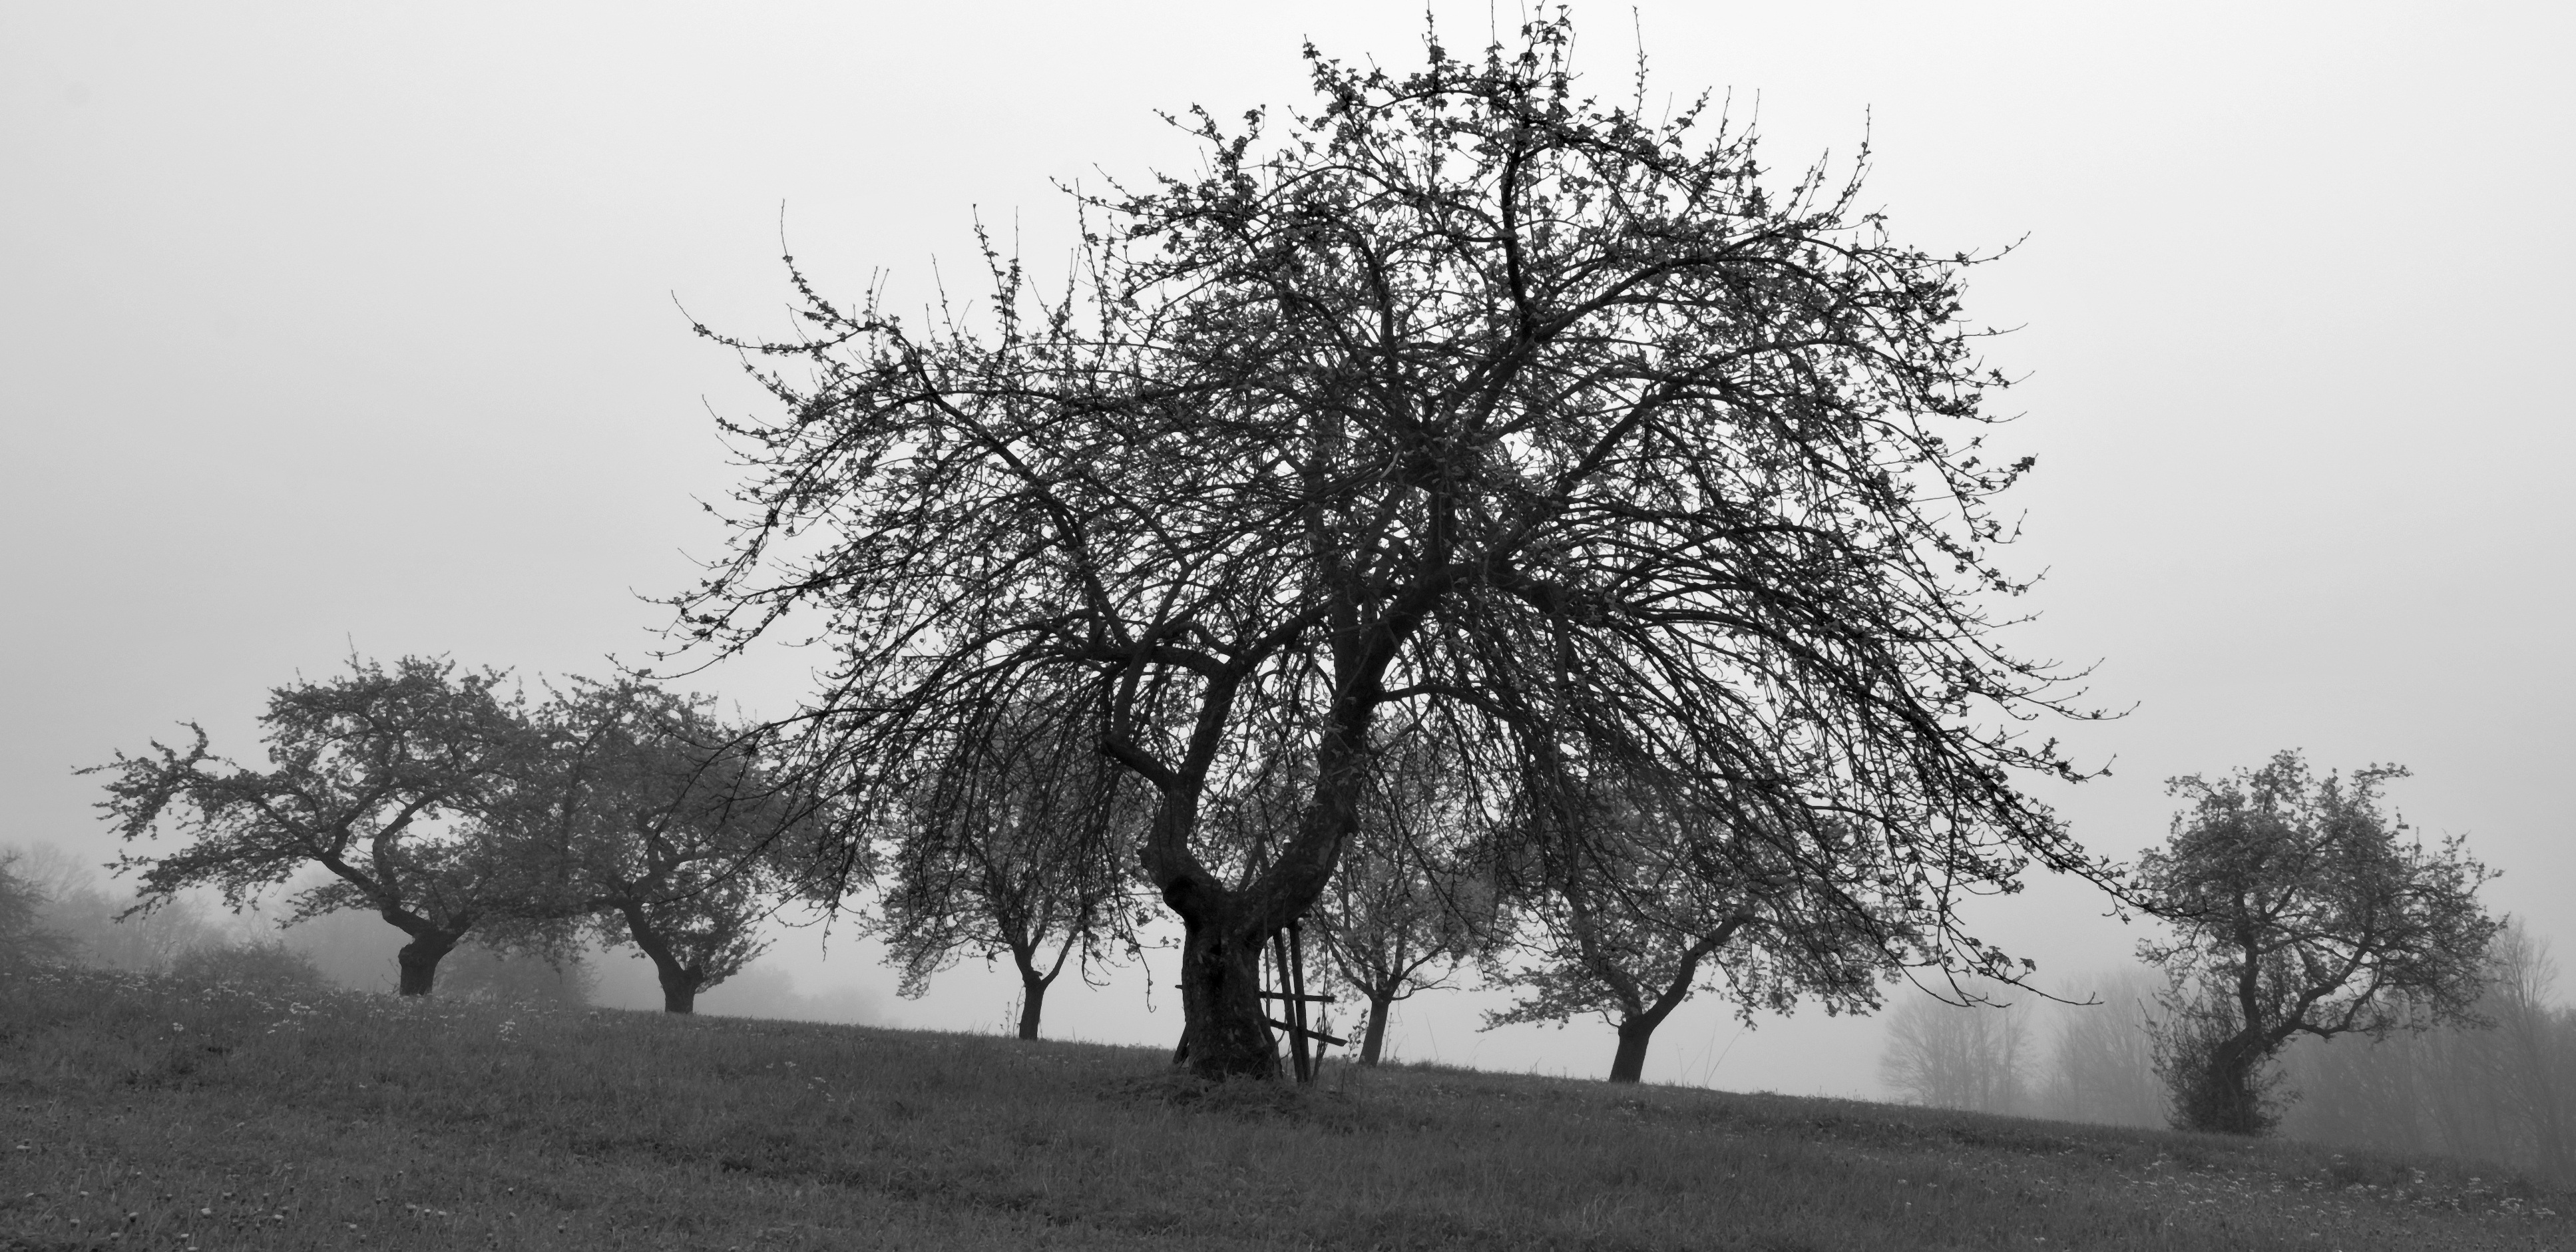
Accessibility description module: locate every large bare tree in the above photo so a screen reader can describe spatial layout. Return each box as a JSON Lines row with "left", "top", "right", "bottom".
{"left": 679, "top": 15, "right": 2115, "bottom": 1078}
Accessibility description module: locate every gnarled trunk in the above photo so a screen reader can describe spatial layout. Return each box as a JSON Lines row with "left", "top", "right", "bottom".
{"left": 1149, "top": 684, "right": 1381, "bottom": 1080}
{"left": 1174, "top": 896, "right": 1279, "bottom": 1079}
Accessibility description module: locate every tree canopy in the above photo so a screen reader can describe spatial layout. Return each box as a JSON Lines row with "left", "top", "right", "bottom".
{"left": 868, "top": 683, "right": 1149, "bottom": 1039}
{"left": 0, "top": 851, "right": 73, "bottom": 972}
{"left": 680, "top": 13, "right": 2113, "bottom": 1077}
{"left": 91, "top": 655, "right": 544, "bottom": 995}
{"left": 1304, "top": 726, "right": 1484, "bottom": 1066}
{"left": 2137, "top": 751, "right": 2499, "bottom": 1134}
{"left": 512, "top": 677, "right": 809, "bottom": 1014}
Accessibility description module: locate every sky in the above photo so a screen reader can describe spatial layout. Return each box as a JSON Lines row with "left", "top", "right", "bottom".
{"left": 5, "top": 2, "right": 2571, "bottom": 1098}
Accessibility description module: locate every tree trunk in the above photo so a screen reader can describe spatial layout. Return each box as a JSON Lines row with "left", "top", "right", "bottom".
{"left": 1141, "top": 679, "right": 1385, "bottom": 1081}
{"left": 2181, "top": 1032, "right": 2275, "bottom": 1134}
{"left": 624, "top": 904, "right": 704, "bottom": 1014}
{"left": 658, "top": 970, "right": 700, "bottom": 1014}
{"left": 1597, "top": 922, "right": 1741, "bottom": 1085}
{"left": 1609, "top": 1016, "right": 1657, "bottom": 1084}
{"left": 1175, "top": 902, "right": 1279, "bottom": 1079}
{"left": 1361, "top": 990, "right": 1395, "bottom": 1066}
{"left": 1017, "top": 971, "right": 1048, "bottom": 1041}
{"left": 643, "top": 946, "right": 704, "bottom": 1014}
{"left": 2213, "top": 1038, "right": 2270, "bottom": 1134}
{"left": 394, "top": 932, "right": 459, "bottom": 997}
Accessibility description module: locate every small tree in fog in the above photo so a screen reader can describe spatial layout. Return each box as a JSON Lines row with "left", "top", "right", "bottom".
{"left": 513, "top": 678, "right": 810, "bottom": 1014}
{"left": 91, "top": 656, "right": 550, "bottom": 995}
{"left": 2137, "top": 751, "right": 2499, "bottom": 1135}
{"left": 870, "top": 686, "right": 1146, "bottom": 1040}
{"left": 0, "top": 851, "right": 73, "bottom": 971}
{"left": 2483, "top": 923, "right": 2572, "bottom": 1176}
{"left": 7, "top": 844, "right": 220, "bottom": 973}
{"left": 2281, "top": 920, "right": 2573, "bottom": 1180}
{"left": 1878, "top": 980, "right": 2030, "bottom": 1113}
{"left": 1305, "top": 727, "right": 1484, "bottom": 1066}
{"left": 2035, "top": 966, "right": 2166, "bottom": 1127}
{"left": 1483, "top": 756, "right": 1890, "bottom": 1084}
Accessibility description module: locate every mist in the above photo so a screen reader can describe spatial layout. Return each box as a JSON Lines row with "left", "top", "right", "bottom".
{"left": 6, "top": 2, "right": 2571, "bottom": 1108}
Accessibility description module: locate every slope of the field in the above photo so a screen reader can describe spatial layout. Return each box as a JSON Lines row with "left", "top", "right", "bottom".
{"left": 1, "top": 968, "right": 2566, "bottom": 1251}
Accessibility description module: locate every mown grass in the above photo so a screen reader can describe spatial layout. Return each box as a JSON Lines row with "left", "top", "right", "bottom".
{"left": 1, "top": 968, "right": 2567, "bottom": 1251}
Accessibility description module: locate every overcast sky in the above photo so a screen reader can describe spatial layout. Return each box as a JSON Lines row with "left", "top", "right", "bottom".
{"left": 5, "top": 2, "right": 2570, "bottom": 1097}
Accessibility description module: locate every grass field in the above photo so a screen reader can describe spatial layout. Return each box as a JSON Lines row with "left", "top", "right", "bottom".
{"left": 2, "top": 968, "right": 2568, "bottom": 1251}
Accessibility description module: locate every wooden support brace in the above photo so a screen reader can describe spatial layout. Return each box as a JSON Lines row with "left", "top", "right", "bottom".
{"left": 1265, "top": 1017, "right": 1351, "bottom": 1049}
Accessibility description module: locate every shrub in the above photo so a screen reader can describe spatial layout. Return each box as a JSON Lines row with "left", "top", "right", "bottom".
{"left": 437, "top": 942, "right": 596, "bottom": 1006}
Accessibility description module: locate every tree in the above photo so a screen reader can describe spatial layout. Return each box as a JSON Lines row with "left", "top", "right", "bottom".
{"left": 678, "top": 13, "right": 2114, "bottom": 1078}
{"left": 1878, "top": 978, "right": 2031, "bottom": 1113}
{"left": 871, "top": 685, "right": 1147, "bottom": 1039}
{"left": 1304, "top": 726, "right": 1484, "bottom": 1065}
{"left": 91, "top": 655, "right": 543, "bottom": 995}
{"left": 2277, "top": 921, "right": 2575, "bottom": 1180}
{"left": 514, "top": 678, "right": 807, "bottom": 1014}
{"left": 17, "top": 843, "right": 216, "bottom": 974}
{"left": 1482, "top": 751, "right": 1894, "bottom": 1083}
{"left": 2135, "top": 750, "right": 2499, "bottom": 1135}
{"left": 0, "top": 851, "right": 73, "bottom": 971}
{"left": 2480, "top": 921, "right": 2572, "bottom": 1176}
{"left": 2033, "top": 964, "right": 2167, "bottom": 1128}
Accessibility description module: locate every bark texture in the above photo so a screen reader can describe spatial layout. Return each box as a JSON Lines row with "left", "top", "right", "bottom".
{"left": 1172, "top": 895, "right": 1281, "bottom": 1078}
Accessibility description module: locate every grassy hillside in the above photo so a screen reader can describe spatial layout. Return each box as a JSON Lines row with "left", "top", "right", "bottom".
{"left": 1, "top": 968, "right": 2567, "bottom": 1251}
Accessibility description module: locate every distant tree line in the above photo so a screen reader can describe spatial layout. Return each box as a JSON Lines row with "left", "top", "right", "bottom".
{"left": 61, "top": 638, "right": 2085, "bottom": 1082}
{"left": 74, "top": 659, "right": 2519, "bottom": 1118}
{"left": 0, "top": 841, "right": 592, "bottom": 1004}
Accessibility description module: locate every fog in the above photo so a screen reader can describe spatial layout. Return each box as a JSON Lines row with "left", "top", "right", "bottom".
{"left": 5, "top": 2, "right": 2570, "bottom": 1098}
